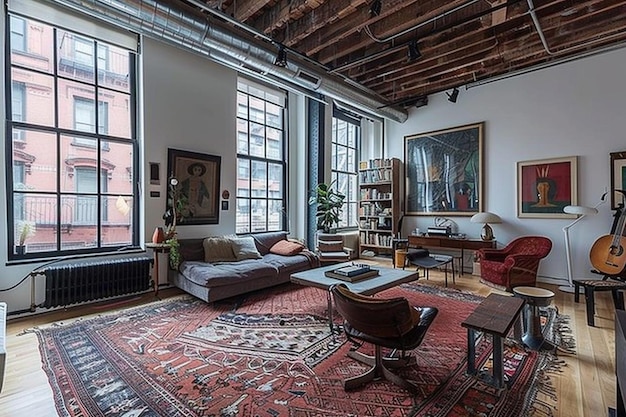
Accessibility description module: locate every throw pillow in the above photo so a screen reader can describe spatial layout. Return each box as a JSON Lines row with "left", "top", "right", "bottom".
{"left": 203, "top": 237, "right": 237, "bottom": 262}
{"left": 230, "top": 236, "right": 263, "bottom": 260}
{"left": 270, "top": 239, "right": 304, "bottom": 256}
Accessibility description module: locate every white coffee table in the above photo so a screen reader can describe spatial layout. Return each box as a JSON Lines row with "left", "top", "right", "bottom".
{"left": 290, "top": 263, "right": 419, "bottom": 332}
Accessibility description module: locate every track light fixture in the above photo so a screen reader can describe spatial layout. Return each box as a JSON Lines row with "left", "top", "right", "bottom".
{"left": 447, "top": 87, "right": 459, "bottom": 103}
{"left": 407, "top": 39, "right": 421, "bottom": 61}
{"left": 369, "top": 0, "right": 382, "bottom": 17}
{"left": 274, "top": 45, "right": 288, "bottom": 67}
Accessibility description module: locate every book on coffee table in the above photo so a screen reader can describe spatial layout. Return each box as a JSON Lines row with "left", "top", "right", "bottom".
{"left": 324, "top": 269, "right": 379, "bottom": 282}
{"left": 331, "top": 265, "right": 372, "bottom": 277}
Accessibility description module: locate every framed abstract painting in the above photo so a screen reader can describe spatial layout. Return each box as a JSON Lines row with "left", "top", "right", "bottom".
{"left": 611, "top": 151, "right": 626, "bottom": 210}
{"left": 517, "top": 156, "right": 578, "bottom": 218}
{"left": 404, "top": 122, "right": 484, "bottom": 216}
{"left": 167, "top": 148, "right": 221, "bottom": 225}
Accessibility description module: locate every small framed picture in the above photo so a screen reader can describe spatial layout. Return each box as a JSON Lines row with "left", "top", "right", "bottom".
{"left": 517, "top": 156, "right": 578, "bottom": 218}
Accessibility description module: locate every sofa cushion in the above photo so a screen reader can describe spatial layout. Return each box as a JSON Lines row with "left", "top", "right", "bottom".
{"left": 270, "top": 239, "right": 304, "bottom": 256}
{"left": 203, "top": 237, "right": 237, "bottom": 262}
{"left": 318, "top": 241, "right": 344, "bottom": 252}
{"left": 251, "top": 232, "right": 289, "bottom": 255}
{"left": 180, "top": 260, "right": 278, "bottom": 287}
{"left": 231, "top": 236, "right": 263, "bottom": 260}
{"left": 178, "top": 238, "right": 205, "bottom": 262}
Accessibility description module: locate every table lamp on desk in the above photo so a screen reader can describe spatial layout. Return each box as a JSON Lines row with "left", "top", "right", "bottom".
{"left": 470, "top": 212, "right": 502, "bottom": 241}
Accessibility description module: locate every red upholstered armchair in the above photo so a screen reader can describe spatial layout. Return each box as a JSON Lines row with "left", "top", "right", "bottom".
{"left": 477, "top": 236, "right": 552, "bottom": 292}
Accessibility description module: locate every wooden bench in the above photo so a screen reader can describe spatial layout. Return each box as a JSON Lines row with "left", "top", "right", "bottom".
{"left": 461, "top": 294, "right": 524, "bottom": 389}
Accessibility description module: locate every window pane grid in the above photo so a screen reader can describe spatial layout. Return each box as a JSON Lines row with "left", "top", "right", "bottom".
{"left": 236, "top": 79, "right": 286, "bottom": 234}
{"left": 331, "top": 112, "right": 360, "bottom": 229}
{"left": 6, "top": 15, "right": 137, "bottom": 260}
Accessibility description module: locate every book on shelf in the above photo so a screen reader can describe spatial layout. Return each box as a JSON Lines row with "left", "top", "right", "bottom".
{"left": 324, "top": 269, "right": 380, "bottom": 282}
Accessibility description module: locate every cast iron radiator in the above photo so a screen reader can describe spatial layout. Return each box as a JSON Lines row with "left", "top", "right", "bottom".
{"left": 40, "top": 255, "right": 152, "bottom": 308}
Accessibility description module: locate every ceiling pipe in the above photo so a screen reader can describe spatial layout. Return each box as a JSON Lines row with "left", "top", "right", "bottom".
{"left": 45, "top": 0, "right": 408, "bottom": 122}
{"left": 526, "top": 0, "right": 626, "bottom": 56}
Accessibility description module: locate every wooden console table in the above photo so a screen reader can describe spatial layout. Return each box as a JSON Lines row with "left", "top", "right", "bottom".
{"left": 406, "top": 235, "right": 496, "bottom": 274}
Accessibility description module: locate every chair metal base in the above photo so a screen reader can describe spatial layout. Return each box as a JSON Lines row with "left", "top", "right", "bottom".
{"left": 344, "top": 345, "right": 419, "bottom": 392}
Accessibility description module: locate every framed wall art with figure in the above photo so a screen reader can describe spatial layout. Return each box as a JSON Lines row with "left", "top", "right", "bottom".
{"left": 611, "top": 151, "right": 626, "bottom": 210}
{"left": 517, "top": 156, "right": 578, "bottom": 218}
{"left": 167, "top": 148, "right": 221, "bottom": 225}
{"left": 404, "top": 122, "right": 484, "bottom": 216}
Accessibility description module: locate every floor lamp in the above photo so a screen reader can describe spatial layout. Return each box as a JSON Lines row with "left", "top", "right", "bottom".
{"left": 559, "top": 198, "right": 605, "bottom": 293}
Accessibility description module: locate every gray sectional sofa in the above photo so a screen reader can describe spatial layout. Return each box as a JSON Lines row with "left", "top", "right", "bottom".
{"left": 169, "top": 231, "right": 319, "bottom": 303}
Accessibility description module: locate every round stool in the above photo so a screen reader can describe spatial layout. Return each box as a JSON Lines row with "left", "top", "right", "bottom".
{"left": 513, "top": 286, "right": 555, "bottom": 351}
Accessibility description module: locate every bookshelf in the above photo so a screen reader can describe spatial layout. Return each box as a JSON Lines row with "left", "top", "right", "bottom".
{"left": 358, "top": 158, "right": 400, "bottom": 258}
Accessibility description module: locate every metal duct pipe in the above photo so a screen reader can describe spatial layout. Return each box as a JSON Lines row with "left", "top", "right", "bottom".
{"left": 46, "top": 0, "right": 408, "bottom": 122}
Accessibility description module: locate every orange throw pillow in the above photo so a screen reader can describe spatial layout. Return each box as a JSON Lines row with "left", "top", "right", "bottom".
{"left": 270, "top": 240, "right": 304, "bottom": 256}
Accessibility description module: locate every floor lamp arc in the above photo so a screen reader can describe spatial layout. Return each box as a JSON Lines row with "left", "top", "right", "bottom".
{"left": 559, "top": 197, "right": 605, "bottom": 293}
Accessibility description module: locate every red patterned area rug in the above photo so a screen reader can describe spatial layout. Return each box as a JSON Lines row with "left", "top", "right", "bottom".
{"left": 28, "top": 283, "right": 572, "bottom": 417}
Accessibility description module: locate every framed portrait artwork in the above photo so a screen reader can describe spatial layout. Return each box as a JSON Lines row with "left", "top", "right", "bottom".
{"left": 167, "top": 148, "right": 221, "bottom": 225}
{"left": 611, "top": 151, "right": 626, "bottom": 210}
{"left": 517, "top": 156, "right": 578, "bottom": 218}
{"left": 404, "top": 122, "right": 484, "bottom": 216}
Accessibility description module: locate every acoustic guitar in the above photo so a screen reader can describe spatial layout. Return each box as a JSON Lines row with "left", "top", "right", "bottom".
{"left": 590, "top": 207, "right": 626, "bottom": 276}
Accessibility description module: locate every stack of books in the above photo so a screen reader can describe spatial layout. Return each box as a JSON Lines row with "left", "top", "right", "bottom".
{"left": 324, "top": 264, "right": 379, "bottom": 282}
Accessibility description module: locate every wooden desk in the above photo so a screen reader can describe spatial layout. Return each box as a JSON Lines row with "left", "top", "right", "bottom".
{"left": 462, "top": 293, "right": 524, "bottom": 389}
{"left": 407, "top": 235, "right": 496, "bottom": 274}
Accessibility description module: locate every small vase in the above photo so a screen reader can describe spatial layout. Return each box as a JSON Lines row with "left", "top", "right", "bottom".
{"left": 15, "top": 245, "right": 25, "bottom": 255}
{"left": 152, "top": 227, "right": 165, "bottom": 244}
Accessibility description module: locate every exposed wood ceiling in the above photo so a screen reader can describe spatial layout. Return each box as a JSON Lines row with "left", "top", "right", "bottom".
{"left": 171, "top": 0, "right": 626, "bottom": 108}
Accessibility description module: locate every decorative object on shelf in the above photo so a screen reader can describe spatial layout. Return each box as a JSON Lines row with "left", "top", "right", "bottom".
{"left": 610, "top": 151, "right": 626, "bottom": 209}
{"left": 470, "top": 212, "right": 502, "bottom": 241}
{"left": 559, "top": 194, "right": 606, "bottom": 293}
{"left": 404, "top": 122, "right": 483, "bottom": 216}
{"left": 167, "top": 148, "right": 221, "bottom": 225}
{"left": 152, "top": 226, "right": 165, "bottom": 244}
{"left": 517, "top": 156, "right": 578, "bottom": 218}
{"left": 309, "top": 181, "right": 346, "bottom": 233}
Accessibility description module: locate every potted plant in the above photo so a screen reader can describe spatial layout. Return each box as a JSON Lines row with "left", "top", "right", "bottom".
{"left": 308, "top": 181, "right": 346, "bottom": 233}
{"left": 16, "top": 220, "right": 35, "bottom": 254}
{"left": 162, "top": 176, "right": 187, "bottom": 270}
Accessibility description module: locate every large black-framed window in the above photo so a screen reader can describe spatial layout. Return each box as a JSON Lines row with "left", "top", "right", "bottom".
{"left": 331, "top": 107, "right": 360, "bottom": 229}
{"left": 5, "top": 13, "right": 139, "bottom": 260}
{"left": 236, "top": 78, "right": 287, "bottom": 234}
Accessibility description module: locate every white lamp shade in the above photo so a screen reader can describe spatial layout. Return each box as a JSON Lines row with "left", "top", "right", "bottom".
{"left": 563, "top": 205, "right": 598, "bottom": 216}
{"left": 470, "top": 212, "right": 502, "bottom": 224}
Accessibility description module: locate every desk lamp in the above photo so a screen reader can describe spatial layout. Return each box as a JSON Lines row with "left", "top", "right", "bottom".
{"left": 470, "top": 212, "right": 502, "bottom": 241}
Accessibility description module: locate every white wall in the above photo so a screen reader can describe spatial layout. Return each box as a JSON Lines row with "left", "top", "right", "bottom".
{"left": 387, "top": 47, "right": 626, "bottom": 285}
{"left": 142, "top": 38, "right": 237, "bottom": 239}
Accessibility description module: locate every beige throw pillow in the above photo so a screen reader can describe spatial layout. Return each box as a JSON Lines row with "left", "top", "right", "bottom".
{"left": 203, "top": 237, "right": 237, "bottom": 262}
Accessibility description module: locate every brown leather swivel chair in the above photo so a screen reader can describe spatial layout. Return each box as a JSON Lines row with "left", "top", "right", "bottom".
{"left": 330, "top": 284, "right": 438, "bottom": 392}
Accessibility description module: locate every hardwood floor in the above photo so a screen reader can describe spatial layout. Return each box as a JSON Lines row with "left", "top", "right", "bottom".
{"left": 0, "top": 263, "right": 617, "bottom": 417}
